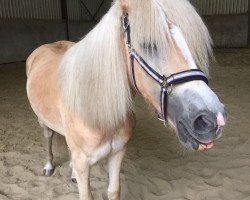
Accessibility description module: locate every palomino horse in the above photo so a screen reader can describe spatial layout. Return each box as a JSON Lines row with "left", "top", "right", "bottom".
{"left": 26, "top": 0, "right": 227, "bottom": 199}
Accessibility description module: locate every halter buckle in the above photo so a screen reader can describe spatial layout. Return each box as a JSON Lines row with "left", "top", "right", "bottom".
{"left": 122, "top": 13, "right": 130, "bottom": 32}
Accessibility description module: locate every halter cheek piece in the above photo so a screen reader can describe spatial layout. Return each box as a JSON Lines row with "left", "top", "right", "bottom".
{"left": 122, "top": 13, "right": 208, "bottom": 125}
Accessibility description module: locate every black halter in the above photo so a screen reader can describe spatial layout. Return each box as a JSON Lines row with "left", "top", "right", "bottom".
{"left": 122, "top": 13, "right": 208, "bottom": 125}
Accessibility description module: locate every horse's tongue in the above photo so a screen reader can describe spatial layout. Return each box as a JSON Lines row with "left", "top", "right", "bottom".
{"left": 198, "top": 142, "right": 214, "bottom": 151}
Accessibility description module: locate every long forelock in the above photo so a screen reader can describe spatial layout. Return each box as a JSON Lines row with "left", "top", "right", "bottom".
{"left": 128, "top": 0, "right": 213, "bottom": 75}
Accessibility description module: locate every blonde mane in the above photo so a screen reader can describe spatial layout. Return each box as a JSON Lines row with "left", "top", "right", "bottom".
{"left": 59, "top": 0, "right": 212, "bottom": 130}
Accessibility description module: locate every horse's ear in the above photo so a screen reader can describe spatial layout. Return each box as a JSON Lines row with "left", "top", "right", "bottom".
{"left": 120, "top": 0, "right": 130, "bottom": 12}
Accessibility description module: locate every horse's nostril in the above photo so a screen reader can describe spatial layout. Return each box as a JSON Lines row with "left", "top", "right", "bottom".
{"left": 193, "top": 115, "right": 214, "bottom": 133}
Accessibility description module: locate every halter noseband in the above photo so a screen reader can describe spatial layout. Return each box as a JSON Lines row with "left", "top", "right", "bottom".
{"left": 122, "top": 13, "right": 208, "bottom": 125}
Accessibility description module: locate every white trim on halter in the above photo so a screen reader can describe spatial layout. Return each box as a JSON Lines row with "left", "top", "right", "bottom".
{"left": 170, "top": 24, "right": 197, "bottom": 69}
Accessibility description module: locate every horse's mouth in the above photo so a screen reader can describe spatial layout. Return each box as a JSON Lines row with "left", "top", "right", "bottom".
{"left": 192, "top": 135, "right": 214, "bottom": 151}
{"left": 178, "top": 121, "right": 215, "bottom": 151}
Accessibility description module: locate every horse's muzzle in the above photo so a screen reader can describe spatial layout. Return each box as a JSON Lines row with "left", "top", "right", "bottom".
{"left": 177, "top": 109, "right": 227, "bottom": 150}
{"left": 168, "top": 85, "right": 227, "bottom": 151}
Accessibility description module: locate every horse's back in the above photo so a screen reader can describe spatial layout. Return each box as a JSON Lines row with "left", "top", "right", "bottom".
{"left": 26, "top": 41, "right": 74, "bottom": 76}
{"left": 26, "top": 41, "right": 75, "bottom": 134}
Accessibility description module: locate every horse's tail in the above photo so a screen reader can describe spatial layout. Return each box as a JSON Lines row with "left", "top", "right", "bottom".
{"left": 26, "top": 43, "right": 54, "bottom": 77}
{"left": 26, "top": 49, "right": 37, "bottom": 77}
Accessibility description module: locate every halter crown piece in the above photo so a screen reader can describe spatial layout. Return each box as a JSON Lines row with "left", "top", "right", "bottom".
{"left": 121, "top": 13, "right": 209, "bottom": 126}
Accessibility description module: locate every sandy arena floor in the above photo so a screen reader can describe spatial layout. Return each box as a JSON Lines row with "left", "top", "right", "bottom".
{"left": 0, "top": 49, "right": 250, "bottom": 200}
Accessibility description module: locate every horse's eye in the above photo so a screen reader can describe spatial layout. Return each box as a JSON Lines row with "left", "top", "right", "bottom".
{"left": 141, "top": 42, "right": 158, "bottom": 55}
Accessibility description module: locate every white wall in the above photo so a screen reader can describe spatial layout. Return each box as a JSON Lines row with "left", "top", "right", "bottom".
{"left": 0, "top": 0, "right": 249, "bottom": 63}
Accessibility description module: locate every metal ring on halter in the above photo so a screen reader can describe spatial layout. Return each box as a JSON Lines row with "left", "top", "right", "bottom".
{"left": 167, "top": 84, "right": 173, "bottom": 94}
{"left": 161, "top": 76, "right": 168, "bottom": 88}
{"left": 161, "top": 76, "right": 173, "bottom": 95}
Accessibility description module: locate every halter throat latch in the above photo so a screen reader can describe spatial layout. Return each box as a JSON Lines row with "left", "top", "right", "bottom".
{"left": 122, "top": 13, "right": 131, "bottom": 47}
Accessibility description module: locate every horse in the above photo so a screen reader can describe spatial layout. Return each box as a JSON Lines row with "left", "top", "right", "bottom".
{"left": 26, "top": 0, "right": 227, "bottom": 199}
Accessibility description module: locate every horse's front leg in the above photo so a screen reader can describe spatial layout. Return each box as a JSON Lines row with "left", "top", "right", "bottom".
{"left": 107, "top": 148, "right": 126, "bottom": 200}
{"left": 71, "top": 151, "right": 93, "bottom": 200}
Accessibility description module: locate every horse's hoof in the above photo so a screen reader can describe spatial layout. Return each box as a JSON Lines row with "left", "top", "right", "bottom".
{"left": 71, "top": 178, "right": 77, "bottom": 183}
{"left": 43, "top": 169, "right": 54, "bottom": 177}
{"left": 44, "top": 161, "right": 54, "bottom": 177}
{"left": 71, "top": 168, "right": 77, "bottom": 183}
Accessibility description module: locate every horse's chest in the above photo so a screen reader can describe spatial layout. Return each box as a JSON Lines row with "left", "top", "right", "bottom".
{"left": 89, "top": 135, "right": 127, "bottom": 165}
